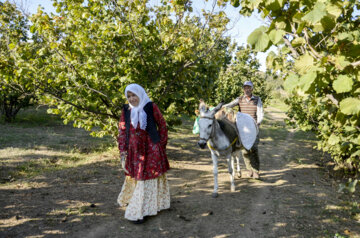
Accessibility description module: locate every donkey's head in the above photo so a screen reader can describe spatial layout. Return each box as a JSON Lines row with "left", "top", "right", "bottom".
{"left": 197, "top": 101, "right": 223, "bottom": 149}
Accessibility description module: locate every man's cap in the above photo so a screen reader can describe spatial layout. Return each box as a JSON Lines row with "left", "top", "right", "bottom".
{"left": 243, "top": 81, "right": 253, "bottom": 88}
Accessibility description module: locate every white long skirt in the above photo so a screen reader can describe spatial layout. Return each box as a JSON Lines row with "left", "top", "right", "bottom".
{"left": 117, "top": 174, "right": 170, "bottom": 221}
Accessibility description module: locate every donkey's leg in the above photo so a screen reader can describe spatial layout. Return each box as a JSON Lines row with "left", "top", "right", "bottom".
{"left": 227, "top": 153, "right": 235, "bottom": 192}
{"left": 235, "top": 150, "right": 242, "bottom": 178}
{"left": 211, "top": 151, "right": 219, "bottom": 198}
{"left": 231, "top": 150, "right": 241, "bottom": 178}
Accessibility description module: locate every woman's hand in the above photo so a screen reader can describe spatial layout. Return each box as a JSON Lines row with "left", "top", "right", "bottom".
{"left": 120, "top": 152, "right": 128, "bottom": 174}
{"left": 120, "top": 151, "right": 127, "bottom": 159}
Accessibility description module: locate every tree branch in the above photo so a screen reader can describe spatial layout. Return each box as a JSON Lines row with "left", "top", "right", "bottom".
{"left": 159, "top": 5, "right": 184, "bottom": 56}
{"left": 39, "top": 37, "right": 119, "bottom": 113}
{"left": 160, "top": 34, "right": 224, "bottom": 96}
{"left": 111, "top": 0, "right": 155, "bottom": 81}
{"left": 302, "top": 28, "right": 360, "bottom": 68}
{"left": 290, "top": 22, "right": 305, "bottom": 54}
{"left": 43, "top": 89, "right": 118, "bottom": 119}
{"left": 315, "top": 22, "right": 341, "bottom": 48}
{"left": 303, "top": 29, "right": 321, "bottom": 60}
{"left": 326, "top": 94, "right": 339, "bottom": 107}
{"left": 351, "top": 60, "right": 360, "bottom": 67}
{"left": 283, "top": 36, "right": 299, "bottom": 58}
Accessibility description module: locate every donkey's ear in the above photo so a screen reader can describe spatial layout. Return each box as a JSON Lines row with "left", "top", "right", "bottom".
{"left": 213, "top": 102, "right": 224, "bottom": 112}
{"left": 199, "top": 100, "right": 207, "bottom": 112}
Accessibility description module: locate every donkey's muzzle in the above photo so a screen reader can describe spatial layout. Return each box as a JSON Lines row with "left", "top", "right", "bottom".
{"left": 198, "top": 140, "right": 207, "bottom": 149}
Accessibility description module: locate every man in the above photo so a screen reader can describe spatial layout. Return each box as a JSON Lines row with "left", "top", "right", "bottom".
{"left": 224, "top": 81, "right": 264, "bottom": 179}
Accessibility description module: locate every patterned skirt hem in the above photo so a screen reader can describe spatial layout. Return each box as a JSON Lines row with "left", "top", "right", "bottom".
{"left": 117, "top": 173, "right": 170, "bottom": 221}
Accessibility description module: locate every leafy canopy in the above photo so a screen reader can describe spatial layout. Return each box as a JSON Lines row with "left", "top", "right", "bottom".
{"left": 30, "top": 0, "right": 232, "bottom": 137}
{"left": 224, "top": 0, "right": 360, "bottom": 172}
{"left": 0, "top": 1, "right": 38, "bottom": 122}
{"left": 211, "top": 46, "right": 272, "bottom": 106}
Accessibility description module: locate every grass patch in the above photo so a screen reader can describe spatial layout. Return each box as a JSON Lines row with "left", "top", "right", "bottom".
{"left": 293, "top": 129, "right": 318, "bottom": 142}
{"left": 0, "top": 107, "right": 117, "bottom": 183}
{"left": 340, "top": 201, "right": 360, "bottom": 221}
{"left": 2, "top": 152, "right": 98, "bottom": 183}
{"left": 260, "top": 126, "right": 289, "bottom": 142}
{"left": 268, "top": 99, "right": 289, "bottom": 111}
{"left": 0, "top": 106, "right": 115, "bottom": 152}
{"left": 1, "top": 106, "right": 63, "bottom": 127}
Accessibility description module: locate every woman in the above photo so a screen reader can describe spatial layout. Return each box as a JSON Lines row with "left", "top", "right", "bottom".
{"left": 117, "top": 83, "right": 170, "bottom": 224}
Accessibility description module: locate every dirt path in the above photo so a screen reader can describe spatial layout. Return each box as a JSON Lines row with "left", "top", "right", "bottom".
{"left": 1, "top": 107, "right": 359, "bottom": 237}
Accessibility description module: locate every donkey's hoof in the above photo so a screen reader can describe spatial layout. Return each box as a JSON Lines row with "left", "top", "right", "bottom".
{"left": 231, "top": 186, "right": 236, "bottom": 192}
{"left": 236, "top": 172, "right": 242, "bottom": 178}
{"left": 212, "top": 193, "right": 218, "bottom": 198}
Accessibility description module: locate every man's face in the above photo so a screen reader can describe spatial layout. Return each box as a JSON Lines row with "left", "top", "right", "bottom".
{"left": 243, "top": 85, "right": 253, "bottom": 97}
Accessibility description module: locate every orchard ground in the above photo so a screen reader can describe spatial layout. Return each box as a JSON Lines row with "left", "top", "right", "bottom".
{"left": 0, "top": 101, "right": 359, "bottom": 238}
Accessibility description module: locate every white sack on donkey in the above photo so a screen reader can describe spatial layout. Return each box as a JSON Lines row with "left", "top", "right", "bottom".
{"left": 236, "top": 112, "right": 259, "bottom": 150}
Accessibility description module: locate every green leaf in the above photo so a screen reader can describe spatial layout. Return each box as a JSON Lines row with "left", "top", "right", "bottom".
{"left": 300, "top": 71, "right": 317, "bottom": 93}
{"left": 249, "top": 0, "right": 262, "bottom": 9}
{"left": 30, "top": 25, "right": 36, "bottom": 34}
{"left": 247, "top": 26, "right": 270, "bottom": 52}
{"left": 332, "top": 75, "right": 353, "bottom": 93}
{"left": 337, "top": 32, "right": 354, "bottom": 41}
{"left": 50, "top": 42, "right": 57, "bottom": 49}
{"left": 269, "top": 29, "right": 285, "bottom": 44}
{"left": 294, "top": 53, "right": 314, "bottom": 74}
{"left": 344, "top": 126, "right": 356, "bottom": 132}
{"left": 283, "top": 73, "right": 299, "bottom": 93}
{"left": 313, "top": 22, "right": 324, "bottom": 32}
{"left": 261, "top": 8, "right": 270, "bottom": 18}
{"left": 326, "top": 4, "right": 342, "bottom": 19}
{"left": 82, "top": 12, "right": 90, "bottom": 18}
{"left": 335, "top": 56, "right": 351, "bottom": 70}
{"left": 356, "top": 135, "right": 360, "bottom": 145}
{"left": 347, "top": 44, "right": 360, "bottom": 58}
{"left": 339, "top": 98, "right": 360, "bottom": 115}
{"left": 302, "top": 2, "right": 327, "bottom": 24}
{"left": 8, "top": 43, "right": 16, "bottom": 49}
{"left": 266, "top": 0, "right": 283, "bottom": 11}
{"left": 293, "top": 12, "right": 304, "bottom": 24}
{"left": 296, "top": 22, "right": 305, "bottom": 35}
{"left": 328, "top": 134, "right": 340, "bottom": 145}
{"left": 231, "top": 0, "right": 240, "bottom": 8}
{"left": 266, "top": 51, "right": 276, "bottom": 69}
{"left": 275, "top": 21, "right": 287, "bottom": 29}
{"left": 320, "top": 16, "right": 335, "bottom": 32}
{"left": 348, "top": 179, "right": 358, "bottom": 193}
{"left": 291, "top": 37, "right": 306, "bottom": 47}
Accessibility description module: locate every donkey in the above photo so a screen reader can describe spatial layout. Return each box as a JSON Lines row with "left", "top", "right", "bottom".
{"left": 197, "top": 102, "right": 242, "bottom": 198}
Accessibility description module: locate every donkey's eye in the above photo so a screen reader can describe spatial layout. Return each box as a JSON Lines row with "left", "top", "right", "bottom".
{"left": 208, "top": 124, "right": 212, "bottom": 128}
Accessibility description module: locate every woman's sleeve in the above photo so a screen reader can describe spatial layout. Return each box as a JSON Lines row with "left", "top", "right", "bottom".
{"left": 117, "top": 109, "right": 127, "bottom": 152}
{"left": 153, "top": 103, "right": 168, "bottom": 149}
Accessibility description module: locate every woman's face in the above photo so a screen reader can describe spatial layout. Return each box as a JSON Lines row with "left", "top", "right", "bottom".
{"left": 127, "top": 91, "right": 140, "bottom": 107}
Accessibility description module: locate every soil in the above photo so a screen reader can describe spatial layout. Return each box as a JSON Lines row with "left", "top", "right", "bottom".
{"left": 1, "top": 107, "right": 359, "bottom": 238}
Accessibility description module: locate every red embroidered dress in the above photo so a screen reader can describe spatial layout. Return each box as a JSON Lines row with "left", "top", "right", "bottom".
{"left": 118, "top": 103, "right": 170, "bottom": 180}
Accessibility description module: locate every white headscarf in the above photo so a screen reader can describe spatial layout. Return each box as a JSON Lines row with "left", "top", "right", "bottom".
{"left": 125, "top": 84, "right": 151, "bottom": 130}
